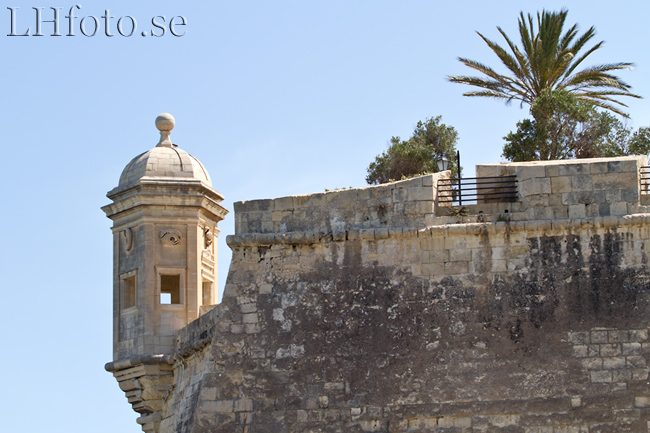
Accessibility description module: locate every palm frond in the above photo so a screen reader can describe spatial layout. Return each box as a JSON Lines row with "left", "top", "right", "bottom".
{"left": 461, "top": 90, "right": 522, "bottom": 101}
{"left": 567, "top": 25, "right": 597, "bottom": 56}
{"left": 578, "top": 99, "right": 631, "bottom": 118}
{"left": 449, "top": 9, "right": 641, "bottom": 116}
{"left": 477, "top": 31, "right": 525, "bottom": 81}
{"left": 561, "top": 41, "right": 604, "bottom": 80}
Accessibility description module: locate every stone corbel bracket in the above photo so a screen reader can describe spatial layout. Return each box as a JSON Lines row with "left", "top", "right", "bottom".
{"left": 105, "top": 355, "right": 174, "bottom": 433}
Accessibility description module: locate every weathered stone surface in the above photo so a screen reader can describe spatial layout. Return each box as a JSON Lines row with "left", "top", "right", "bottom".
{"left": 165, "top": 220, "right": 650, "bottom": 431}
{"left": 106, "top": 154, "right": 650, "bottom": 432}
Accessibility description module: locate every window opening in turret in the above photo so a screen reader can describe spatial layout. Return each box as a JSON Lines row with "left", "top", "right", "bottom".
{"left": 160, "top": 274, "right": 181, "bottom": 304}
{"left": 122, "top": 275, "right": 136, "bottom": 310}
{"left": 202, "top": 280, "right": 213, "bottom": 305}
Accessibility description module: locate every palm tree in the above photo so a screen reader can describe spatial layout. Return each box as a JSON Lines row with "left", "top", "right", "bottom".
{"left": 448, "top": 9, "right": 641, "bottom": 117}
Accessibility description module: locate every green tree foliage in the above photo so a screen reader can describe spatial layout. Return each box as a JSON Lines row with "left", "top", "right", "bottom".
{"left": 503, "top": 90, "right": 650, "bottom": 161}
{"left": 366, "top": 116, "right": 459, "bottom": 185}
{"left": 448, "top": 9, "right": 641, "bottom": 117}
{"left": 597, "top": 123, "right": 650, "bottom": 157}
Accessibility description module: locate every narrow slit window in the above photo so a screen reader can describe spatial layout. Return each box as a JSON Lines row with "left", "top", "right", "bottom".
{"left": 202, "top": 280, "right": 213, "bottom": 305}
{"left": 161, "top": 274, "right": 181, "bottom": 304}
{"left": 122, "top": 276, "right": 136, "bottom": 309}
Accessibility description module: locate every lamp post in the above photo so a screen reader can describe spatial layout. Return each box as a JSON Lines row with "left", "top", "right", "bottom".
{"left": 437, "top": 153, "right": 462, "bottom": 205}
{"left": 436, "top": 155, "right": 449, "bottom": 172}
{"left": 456, "top": 150, "right": 462, "bottom": 205}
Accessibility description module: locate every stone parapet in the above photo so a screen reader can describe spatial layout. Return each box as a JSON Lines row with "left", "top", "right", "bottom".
{"left": 233, "top": 172, "right": 450, "bottom": 235}
{"left": 174, "top": 303, "right": 223, "bottom": 360}
{"left": 477, "top": 155, "right": 647, "bottom": 220}
{"left": 234, "top": 156, "right": 649, "bottom": 238}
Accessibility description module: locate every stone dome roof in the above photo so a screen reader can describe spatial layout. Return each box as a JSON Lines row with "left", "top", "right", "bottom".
{"left": 116, "top": 113, "right": 212, "bottom": 188}
{"left": 118, "top": 145, "right": 212, "bottom": 187}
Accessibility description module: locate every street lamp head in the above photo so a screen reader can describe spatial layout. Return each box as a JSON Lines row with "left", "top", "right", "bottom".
{"left": 436, "top": 155, "right": 449, "bottom": 172}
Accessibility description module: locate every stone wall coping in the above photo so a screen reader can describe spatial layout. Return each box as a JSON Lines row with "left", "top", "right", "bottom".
{"left": 477, "top": 155, "right": 645, "bottom": 168}
{"left": 105, "top": 354, "right": 173, "bottom": 373}
{"left": 226, "top": 213, "right": 650, "bottom": 247}
{"left": 233, "top": 173, "right": 442, "bottom": 213}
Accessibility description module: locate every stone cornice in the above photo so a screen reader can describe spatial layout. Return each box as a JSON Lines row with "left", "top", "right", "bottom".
{"left": 107, "top": 178, "right": 224, "bottom": 201}
{"left": 105, "top": 354, "right": 173, "bottom": 373}
{"left": 102, "top": 180, "right": 228, "bottom": 223}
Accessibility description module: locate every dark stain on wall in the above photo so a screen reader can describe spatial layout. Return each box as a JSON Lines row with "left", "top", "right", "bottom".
{"left": 184, "top": 229, "right": 650, "bottom": 432}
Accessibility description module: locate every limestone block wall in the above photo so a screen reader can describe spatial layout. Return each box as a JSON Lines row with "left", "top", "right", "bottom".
{"left": 477, "top": 156, "right": 647, "bottom": 220}
{"left": 234, "top": 171, "right": 449, "bottom": 236}
{"left": 162, "top": 215, "right": 650, "bottom": 433}
{"left": 151, "top": 156, "right": 650, "bottom": 433}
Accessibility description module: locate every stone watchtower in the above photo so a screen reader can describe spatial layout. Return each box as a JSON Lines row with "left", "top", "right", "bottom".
{"left": 102, "top": 114, "right": 227, "bottom": 431}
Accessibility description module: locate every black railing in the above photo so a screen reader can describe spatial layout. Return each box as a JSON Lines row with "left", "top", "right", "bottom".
{"left": 438, "top": 175, "right": 519, "bottom": 205}
{"left": 641, "top": 166, "right": 650, "bottom": 193}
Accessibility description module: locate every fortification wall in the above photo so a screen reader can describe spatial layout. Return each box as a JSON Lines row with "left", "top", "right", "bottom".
{"left": 477, "top": 156, "right": 645, "bottom": 220}
{"left": 161, "top": 156, "right": 650, "bottom": 433}
{"left": 234, "top": 171, "right": 450, "bottom": 236}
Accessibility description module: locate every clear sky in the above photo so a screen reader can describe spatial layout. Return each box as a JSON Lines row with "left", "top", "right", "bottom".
{"left": 2, "top": 1, "right": 649, "bottom": 431}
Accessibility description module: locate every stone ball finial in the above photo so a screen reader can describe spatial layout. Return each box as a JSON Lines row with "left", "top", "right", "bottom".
{"left": 155, "top": 113, "right": 175, "bottom": 132}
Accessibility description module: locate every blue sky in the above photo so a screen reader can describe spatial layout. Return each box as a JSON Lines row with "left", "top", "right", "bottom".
{"left": 2, "top": 1, "right": 649, "bottom": 431}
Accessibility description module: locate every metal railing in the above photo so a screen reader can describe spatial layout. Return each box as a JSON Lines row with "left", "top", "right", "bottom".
{"left": 437, "top": 175, "right": 519, "bottom": 205}
{"left": 641, "top": 166, "right": 650, "bottom": 193}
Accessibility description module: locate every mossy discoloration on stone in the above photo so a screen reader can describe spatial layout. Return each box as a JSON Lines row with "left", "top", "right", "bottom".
{"left": 169, "top": 222, "right": 650, "bottom": 432}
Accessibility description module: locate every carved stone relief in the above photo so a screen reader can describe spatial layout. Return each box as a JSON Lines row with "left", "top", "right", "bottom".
{"left": 160, "top": 229, "right": 182, "bottom": 246}
{"left": 122, "top": 228, "right": 134, "bottom": 252}
{"left": 202, "top": 249, "right": 214, "bottom": 261}
{"left": 204, "top": 227, "right": 213, "bottom": 248}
